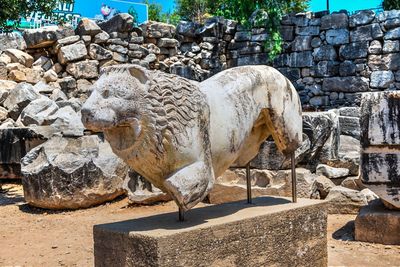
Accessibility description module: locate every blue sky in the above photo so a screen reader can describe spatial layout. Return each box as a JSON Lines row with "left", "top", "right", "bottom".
{"left": 145, "top": 0, "right": 383, "bottom": 13}
{"left": 309, "top": 0, "right": 382, "bottom": 12}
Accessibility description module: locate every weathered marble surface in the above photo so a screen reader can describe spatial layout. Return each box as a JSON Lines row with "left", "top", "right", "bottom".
{"left": 360, "top": 92, "right": 400, "bottom": 209}
{"left": 82, "top": 65, "right": 302, "bottom": 211}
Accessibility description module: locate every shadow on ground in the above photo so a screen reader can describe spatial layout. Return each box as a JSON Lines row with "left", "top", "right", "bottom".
{"left": 332, "top": 220, "right": 355, "bottom": 241}
{"left": 0, "top": 182, "right": 25, "bottom": 206}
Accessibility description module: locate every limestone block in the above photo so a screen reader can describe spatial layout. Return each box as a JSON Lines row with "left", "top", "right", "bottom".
{"left": 311, "top": 175, "right": 336, "bottom": 199}
{"left": 98, "top": 14, "right": 134, "bottom": 34}
{"left": 4, "top": 49, "right": 34, "bottom": 68}
{"left": 370, "top": 70, "right": 394, "bottom": 89}
{"left": 313, "top": 45, "right": 337, "bottom": 61}
{"left": 20, "top": 97, "right": 59, "bottom": 126}
{"left": 349, "top": 10, "right": 375, "bottom": 27}
{"left": 322, "top": 76, "right": 369, "bottom": 92}
{"left": 355, "top": 200, "right": 400, "bottom": 245}
{"left": 292, "top": 36, "right": 312, "bottom": 51}
{"left": 0, "top": 32, "right": 26, "bottom": 51}
{"left": 384, "top": 27, "right": 400, "bottom": 40}
{"left": 350, "top": 25, "right": 373, "bottom": 42}
{"left": 289, "top": 51, "right": 313, "bottom": 67}
{"left": 339, "top": 41, "right": 369, "bottom": 60}
{"left": 326, "top": 186, "right": 378, "bottom": 214}
{"left": 321, "top": 13, "right": 349, "bottom": 30}
{"left": 75, "top": 18, "right": 102, "bottom": 36}
{"left": 360, "top": 91, "right": 400, "bottom": 146}
{"left": 66, "top": 60, "right": 99, "bottom": 79}
{"left": 316, "top": 164, "right": 349, "bottom": 179}
{"left": 21, "top": 135, "right": 128, "bottom": 209}
{"left": 57, "top": 41, "right": 87, "bottom": 65}
{"left": 23, "top": 25, "right": 74, "bottom": 49}
{"left": 339, "top": 116, "right": 360, "bottom": 138}
{"left": 94, "top": 31, "right": 110, "bottom": 44}
{"left": 3, "top": 83, "right": 41, "bottom": 120}
{"left": 326, "top": 29, "right": 349, "bottom": 45}
{"left": 94, "top": 198, "right": 328, "bottom": 267}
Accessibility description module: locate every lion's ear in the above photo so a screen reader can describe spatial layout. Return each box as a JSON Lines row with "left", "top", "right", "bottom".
{"left": 129, "top": 66, "right": 148, "bottom": 85}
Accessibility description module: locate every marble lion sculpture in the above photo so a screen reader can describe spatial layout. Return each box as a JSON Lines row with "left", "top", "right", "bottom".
{"left": 81, "top": 65, "right": 302, "bottom": 211}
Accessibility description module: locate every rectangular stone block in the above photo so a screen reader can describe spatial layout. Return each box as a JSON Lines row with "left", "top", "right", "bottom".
{"left": 360, "top": 91, "right": 400, "bottom": 146}
{"left": 94, "top": 197, "right": 328, "bottom": 267}
{"left": 355, "top": 200, "right": 400, "bottom": 245}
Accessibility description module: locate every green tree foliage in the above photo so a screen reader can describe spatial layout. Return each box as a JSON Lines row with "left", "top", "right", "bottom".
{"left": 143, "top": 0, "right": 163, "bottom": 21}
{"left": 175, "top": 0, "right": 216, "bottom": 23}
{"left": 0, "top": 0, "right": 73, "bottom": 31}
{"left": 175, "top": 0, "right": 309, "bottom": 60}
{"left": 383, "top": 0, "right": 400, "bottom": 10}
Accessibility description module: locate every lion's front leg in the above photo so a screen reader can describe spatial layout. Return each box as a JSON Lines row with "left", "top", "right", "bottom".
{"left": 163, "top": 161, "right": 215, "bottom": 211}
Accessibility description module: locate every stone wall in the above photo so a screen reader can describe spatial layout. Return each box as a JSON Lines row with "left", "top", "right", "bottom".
{"left": 275, "top": 10, "right": 400, "bottom": 110}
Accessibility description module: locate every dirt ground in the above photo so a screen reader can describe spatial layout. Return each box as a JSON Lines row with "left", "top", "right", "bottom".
{"left": 1, "top": 183, "right": 399, "bottom": 267}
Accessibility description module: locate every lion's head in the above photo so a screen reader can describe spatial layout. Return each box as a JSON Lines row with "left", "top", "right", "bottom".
{"left": 81, "top": 64, "right": 205, "bottom": 157}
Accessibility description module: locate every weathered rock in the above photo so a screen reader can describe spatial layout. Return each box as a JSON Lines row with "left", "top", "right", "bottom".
{"left": 0, "top": 106, "right": 8, "bottom": 121}
{"left": 94, "top": 31, "right": 110, "bottom": 44}
{"left": 341, "top": 176, "right": 365, "bottom": 191}
{"left": 124, "top": 171, "right": 171, "bottom": 204}
{"left": 302, "top": 111, "right": 339, "bottom": 164}
{"left": 355, "top": 200, "right": 400, "bottom": 245}
{"left": 321, "top": 13, "right": 349, "bottom": 30}
{"left": 20, "top": 97, "right": 59, "bottom": 126}
{"left": 311, "top": 175, "right": 336, "bottom": 199}
{"left": 382, "top": 40, "right": 400, "bottom": 54}
{"left": 368, "top": 40, "right": 382, "bottom": 54}
{"left": 291, "top": 36, "right": 312, "bottom": 51}
{"left": 370, "top": 70, "right": 394, "bottom": 89}
{"left": 326, "top": 186, "right": 378, "bottom": 214}
{"left": 368, "top": 53, "right": 400, "bottom": 71}
{"left": 41, "top": 106, "right": 84, "bottom": 137}
{"left": 75, "top": 18, "right": 102, "bottom": 36}
{"left": 339, "top": 42, "right": 369, "bottom": 60}
{"left": 0, "top": 32, "right": 27, "bottom": 51}
{"left": 289, "top": 51, "right": 313, "bottom": 67}
{"left": 326, "top": 29, "right": 349, "bottom": 45}
{"left": 339, "top": 116, "right": 360, "bottom": 138}
{"left": 66, "top": 60, "right": 99, "bottom": 79}
{"left": 339, "top": 61, "right": 356, "bottom": 76}
{"left": 350, "top": 25, "right": 373, "bottom": 42}
{"left": 58, "top": 76, "right": 77, "bottom": 93}
{"left": 89, "top": 44, "right": 112, "bottom": 61}
{"left": 56, "top": 35, "right": 80, "bottom": 47}
{"left": 313, "top": 61, "right": 339, "bottom": 77}
{"left": 176, "top": 21, "right": 200, "bottom": 37}
{"left": 23, "top": 25, "right": 74, "bottom": 49}
{"left": 98, "top": 14, "right": 134, "bottom": 34}
{"left": 349, "top": 10, "right": 375, "bottom": 27}
{"left": 3, "top": 83, "right": 41, "bottom": 120}
{"left": 384, "top": 27, "right": 400, "bottom": 40}
{"left": 21, "top": 135, "right": 128, "bottom": 209}
{"left": 313, "top": 45, "right": 337, "bottom": 61}
{"left": 43, "top": 69, "right": 58, "bottom": 83}
{"left": 322, "top": 76, "right": 369, "bottom": 92}
{"left": 57, "top": 41, "right": 87, "bottom": 65}
{"left": 4, "top": 49, "right": 34, "bottom": 68}
{"left": 316, "top": 164, "right": 349, "bottom": 179}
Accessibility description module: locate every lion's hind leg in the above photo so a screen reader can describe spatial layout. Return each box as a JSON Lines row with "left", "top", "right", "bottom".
{"left": 163, "top": 161, "right": 215, "bottom": 211}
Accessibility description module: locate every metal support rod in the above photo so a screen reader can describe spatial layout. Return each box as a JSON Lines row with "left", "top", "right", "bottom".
{"left": 291, "top": 152, "right": 297, "bottom": 203}
{"left": 246, "top": 162, "right": 252, "bottom": 204}
{"left": 178, "top": 207, "right": 185, "bottom": 222}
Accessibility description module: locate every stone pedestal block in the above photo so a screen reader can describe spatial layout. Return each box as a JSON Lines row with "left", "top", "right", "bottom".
{"left": 355, "top": 200, "right": 400, "bottom": 245}
{"left": 94, "top": 197, "right": 328, "bottom": 267}
{"left": 360, "top": 92, "right": 400, "bottom": 209}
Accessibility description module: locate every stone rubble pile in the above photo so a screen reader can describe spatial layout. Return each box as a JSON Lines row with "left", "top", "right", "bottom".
{"left": 1, "top": 10, "right": 398, "bottom": 212}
